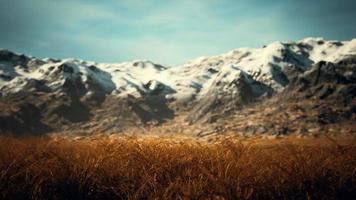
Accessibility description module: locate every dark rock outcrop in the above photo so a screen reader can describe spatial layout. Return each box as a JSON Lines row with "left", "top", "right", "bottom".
{"left": 187, "top": 66, "right": 273, "bottom": 123}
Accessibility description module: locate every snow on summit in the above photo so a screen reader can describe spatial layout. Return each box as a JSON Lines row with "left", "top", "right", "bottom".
{"left": 0, "top": 38, "right": 355, "bottom": 101}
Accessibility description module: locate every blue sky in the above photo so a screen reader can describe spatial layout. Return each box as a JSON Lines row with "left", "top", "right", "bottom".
{"left": 0, "top": 0, "right": 355, "bottom": 65}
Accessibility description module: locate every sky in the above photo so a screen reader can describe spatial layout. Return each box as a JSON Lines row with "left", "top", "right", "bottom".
{"left": 0, "top": 0, "right": 355, "bottom": 66}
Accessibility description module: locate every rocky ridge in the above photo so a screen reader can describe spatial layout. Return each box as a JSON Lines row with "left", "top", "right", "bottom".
{"left": 0, "top": 37, "right": 355, "bottom": 135}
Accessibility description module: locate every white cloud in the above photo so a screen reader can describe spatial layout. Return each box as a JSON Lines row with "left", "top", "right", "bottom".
{"left": 2, "top": 0, "right": 353, "bottom": 65}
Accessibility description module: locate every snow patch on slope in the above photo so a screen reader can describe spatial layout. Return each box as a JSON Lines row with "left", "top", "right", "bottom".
{"left": 1, "top": 38, "right": 356, "bottom": 102}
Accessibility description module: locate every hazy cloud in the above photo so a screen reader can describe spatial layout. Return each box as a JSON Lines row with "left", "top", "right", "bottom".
{"left": 0, "top": 0, "right": 355, "bottom": 65}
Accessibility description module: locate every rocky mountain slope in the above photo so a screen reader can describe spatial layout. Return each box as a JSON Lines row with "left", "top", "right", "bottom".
{"left": 0, "top": 37, "right": 355, "bottom": 135}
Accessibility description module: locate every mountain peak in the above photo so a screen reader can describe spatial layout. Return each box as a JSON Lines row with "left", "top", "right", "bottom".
{"left": 1, "top": 38, "right": 355, "bottom": 134}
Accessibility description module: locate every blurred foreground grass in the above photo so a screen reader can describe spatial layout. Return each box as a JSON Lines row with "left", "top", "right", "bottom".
{"left": 0, "top": 135, "right": 355, "bottom": 199}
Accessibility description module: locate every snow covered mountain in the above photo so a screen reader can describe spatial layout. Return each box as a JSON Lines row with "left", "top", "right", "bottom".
{"left": 1, "top": 38, "right": 355, "bottom": 100}
{"left": 0, "top": 37, "right": 355, "bottom": 134}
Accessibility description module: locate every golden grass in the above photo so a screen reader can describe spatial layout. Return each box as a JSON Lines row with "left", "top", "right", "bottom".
{"left": 0, "top": 135, "right": 355, "bottom": 199}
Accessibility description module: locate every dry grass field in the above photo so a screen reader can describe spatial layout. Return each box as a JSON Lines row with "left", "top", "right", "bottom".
{"left": 0, "top": 135, "right": 355, "bottom": 199}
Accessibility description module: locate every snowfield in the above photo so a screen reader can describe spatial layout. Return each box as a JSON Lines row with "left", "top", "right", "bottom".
{"left": 1, "top": 37, "right": 356, "bottom": 134}
{"left": 1, "top": 37, "right": 356, "bottom": 102}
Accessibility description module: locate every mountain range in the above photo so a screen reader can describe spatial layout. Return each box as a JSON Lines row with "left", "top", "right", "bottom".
{"left": 0, "top": 37, "right": 355, "bottom": 137}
